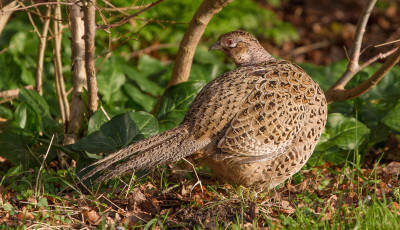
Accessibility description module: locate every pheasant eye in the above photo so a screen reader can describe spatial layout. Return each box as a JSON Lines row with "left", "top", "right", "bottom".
{"left": 226, "top": 39, "right": 236, "bottom": 48}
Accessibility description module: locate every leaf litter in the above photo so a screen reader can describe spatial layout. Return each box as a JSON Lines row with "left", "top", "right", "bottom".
{"left": 0, "top": 159, "right": 399, "bottom": 228}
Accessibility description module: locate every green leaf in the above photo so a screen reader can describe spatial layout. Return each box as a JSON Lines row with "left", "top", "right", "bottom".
{"left": 88, "top": 109, "right": 109, "bottom": 135}
{"left": 9, "top": 31, "right": 38, "bottom": 56}
{"left": 129, "top": 111, "right": 159, "bottom": 139}
{"left": 189, "top": 63, "right": 217, "bottom": 82}
{"left": 17, "top": 88, "right": 63, "bottom": 136}
{"left": 0, "top": 55, "right": 22, "bottom": 90}
{"left": 138, "top": 54, "right": 166, "bottom": 76}
{"left": 122, "top": 65, "right": 164, "bottom": 96}
{"left": 0, "top": 124, "right": 38, "bottom": 168}
{"left": 97, "top": 64, "right": 126, "bottom": 103}
{"left": 37, "top": 197, "right": 48, "bottom": 207}
{"left": 316, "top": 113, "right": 370, "bottom": 151}
{"left": 0, "top": 105, "right": 13, "bottom": 120}
{"left": 382, "top": 108, "right": 400, "bottom": 132}
{"left": 14, "top": 102, "right": 41, "bottom": 132}
{"left": 156, "top": 81, "right": 205, "bottom": 132}
{"left": 4, "top": 165, "right": 23, "bottom": 177}
{"left": 310, "top": 147, "right": 349, "bottom": 165}
{"left": 72, "top": 113, "right": 139, "bottom": 154}
{"left": 2, "top": 203, "right": 14, "bottom": 213}
{"left": 123, "top": 84, "right": 157, "bottom": 112}
{"left": 18, "top": 87, "right": 50, "bottom": 116}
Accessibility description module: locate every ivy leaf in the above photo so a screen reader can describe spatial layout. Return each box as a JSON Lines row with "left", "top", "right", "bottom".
{"left": 123, "top": 84, "right": 157, "bottom": 112}
{"left": 382, "top": 107, "right": 400, "bottom": 132}
{"left": 156, "top": 81, "right": 205, "bottom": 132}
{"left": 97, "top": 63, "right": 126, "bottom": 103}
{"left": 316, "top": 113, "right": 370, "bottom": 151}
{"left": 88, "top": 109, "right": 109, "bottom": 135}
{"left": 73, "top": 113, "right": 138, "bottom": 154}
{"left": 129, "top": 111, "right": 159, "bottom": 140}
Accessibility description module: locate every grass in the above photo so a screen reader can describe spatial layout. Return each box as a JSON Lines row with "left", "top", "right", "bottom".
{"left": 0, "top": 155, "right": 399, "bottom": 229}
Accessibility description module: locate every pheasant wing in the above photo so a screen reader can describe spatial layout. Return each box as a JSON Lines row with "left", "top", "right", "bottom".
{"left": 217, "top": 65, "right": 313, "bottom": 163}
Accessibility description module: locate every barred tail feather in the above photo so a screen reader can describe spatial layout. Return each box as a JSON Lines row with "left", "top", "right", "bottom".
{"left": 81, "top": 125, "right": 209, "bottom": 183}
{"left": 93, "top": 133, "right": 203, "bottom": 184}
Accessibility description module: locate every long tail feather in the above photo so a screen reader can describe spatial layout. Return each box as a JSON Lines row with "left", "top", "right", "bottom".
{"left": 81, "top": 125, "right": 209, "bottom": 183}
{"left": 81, "top": 126, "right": 184, "bottom": 172}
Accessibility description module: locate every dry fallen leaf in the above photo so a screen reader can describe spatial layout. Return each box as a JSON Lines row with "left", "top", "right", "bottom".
{"left": 383, "top": 162, "right": 400, "bottom": 176}
{"left": 278, "top": 200, "right": 296, "bottom": 214}
{"left": 16, "top": 206, "right": 34, "bottom": 220}
{"left": 82, "top": 209, "right": 101, "bottom": 225}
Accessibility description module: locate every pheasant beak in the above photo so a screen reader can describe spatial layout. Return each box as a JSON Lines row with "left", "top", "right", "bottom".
{"left": 209, "top": 41, "right": 222, "bottom": 51}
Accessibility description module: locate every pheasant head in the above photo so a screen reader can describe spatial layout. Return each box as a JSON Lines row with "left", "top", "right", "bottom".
{"left": 209, "top": 30, "right": 275, "bottom": 67}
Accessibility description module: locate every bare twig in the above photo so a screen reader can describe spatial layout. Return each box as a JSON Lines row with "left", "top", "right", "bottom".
{"left": 53, "top": 2, "right": 70, "bottom": 123}
{"left": 128, "top": 43, "right": 176, "bottom": 59}
{"left": 84, "top": 0, "right": 98, "bottom": 116}
{"left": 321, "top": 0, "right": 400, "bottom": 104}
{"left": 35, "top": 6, "right": 51, "bottom": 95}
{"left": 0, "top": 85, "right": 34, "bottom": 102}
{"left": 290, "top": 40, "right": 330, "bottom": 57}
{"left": 374, "top": 39, "right": 400, "bottom": 48}
{"left": 328, "top": 0, "right": 377, "bottom": 91}
{"left": 97, "top": 0, "right": 164, "bottom": 30}
{"left": 1, "top": 1, "right": 74, "bottom": 13}
{"left": 325, "top": 47, "right": 400, "bottom": 102}
{"left": 166, "top": 0, "right": 234, "bottom": 88}
{"left": 359, "top": 47, "right": 398, "bottom": 70}
{"left": 23, "top": 2, "right": 41, "bottom": 38}
{"left": 64, "top": 0, "right": 87, "bottom": 145}
{"left": 100, "top": 0, "right": 151, "bottom": 14}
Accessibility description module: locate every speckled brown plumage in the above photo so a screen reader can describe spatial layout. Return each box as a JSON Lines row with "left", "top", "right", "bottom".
{"left": 82, "top": 30, "right": 327, "bottom": 189}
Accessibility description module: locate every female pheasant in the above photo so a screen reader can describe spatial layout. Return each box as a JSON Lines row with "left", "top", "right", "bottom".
{"left": 82, "top": 30, "right": 327, "bottom": 189}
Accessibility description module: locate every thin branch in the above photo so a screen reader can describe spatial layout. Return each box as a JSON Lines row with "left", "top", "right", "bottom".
{"left": 359, "top": 47, "right": 398, "bottom": 70}
{"left": 84, "top": 0, "right": 98, "bottom": 116}
{"left": 24, "top": 3, "right": 41, "bottom": 37}
{"left": 128, "top": 43, "right": 176, "bottom": 59}
{"left": 100, "top": 0, "right": 151, "bottom": 14}
{"left": 97, "top": 0, "right": 164, "bottom": 30}
{"left": 0, "top": 85, "right": 34, "bottom": 103}
{"left": 166, "top": 0, "right": 234, "bottom": 88}
{"left": 374, "top": 39, "right": 400, "bottom": 48}
{"left": 290, "top": 40, "right": 330, "bottom": 57}
{"left": 53, "top": 2, "right": 70, "bottom": 123}
{"left": 35, "top": 6, "right": 51, "bottom": 95}
{"left": 1, "top": 1, "right": 74, "bottom": 13}
{"left": 325, "top": 47, "right": 400, "bottom": 103}
{"left": 328, "top": 0, "right": 377, "bottom": 91}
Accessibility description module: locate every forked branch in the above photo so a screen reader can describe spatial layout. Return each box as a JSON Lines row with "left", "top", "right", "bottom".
{"left": 325, "top": 0, "right": 400, "bottom": 103}
{"left": 96, "top": 0, "right": 164, "bottom": 30}
{"left": 325, "top": 47, "right": 400, "bottom": 102}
